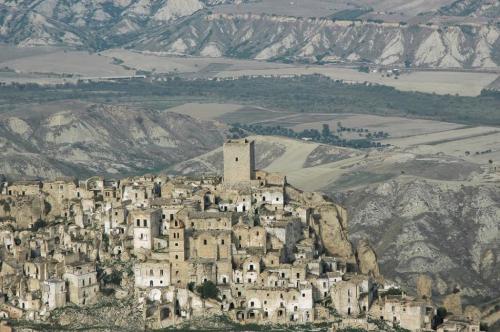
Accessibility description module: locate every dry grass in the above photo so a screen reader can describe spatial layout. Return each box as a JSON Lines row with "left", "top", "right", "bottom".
{"left": 287, "top": 113, "right": 465, "bottom": 138}
{"left": 0, "top": 50, "right": 133, "bottom": 77}
{"left": 215, "top": 66, "right": 498, "bottom": 96}
{"left": 212, "top": 0, "right": 456, "bottom": 17}
{"left": 166, "top": 103, "right": 244, "bottom": 120}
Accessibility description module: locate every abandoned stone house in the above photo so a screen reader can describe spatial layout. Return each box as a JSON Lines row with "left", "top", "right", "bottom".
{"left": 63, "top": 262, "right": 99, "bottom": 306}
{"left": 369, "top": 294, "right": 434, "bottom": 331}
{"left": 436, "top": 316, "right": 481, "bottom": 332}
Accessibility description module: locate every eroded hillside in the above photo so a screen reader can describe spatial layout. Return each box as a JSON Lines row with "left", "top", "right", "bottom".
{"left": 0, "top": 104, "right": 225, "bottom": 178}
{"left": 338, "top": 179, "right": 500, "bottom": 302}
{"left": 132, "top": 13, "right": 500, "bottom": 68}
{"left": 0, "top": 0, "right": 498, "bottom": 68}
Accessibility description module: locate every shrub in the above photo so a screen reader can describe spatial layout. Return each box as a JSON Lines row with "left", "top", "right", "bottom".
{"left": 32, "top": 219, "right": 47, "bottom": 231}
{"left": 196, "top": 280, "right": 219, "bottom": 300}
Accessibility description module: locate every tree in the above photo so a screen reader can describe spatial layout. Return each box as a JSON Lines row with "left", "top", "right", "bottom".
{"left": 385, "top": 287, "right": 403, "bottom": 296}
{"left": 322, "top": 123, "right": 331, "bottom": 137}
{"left": 195, "top": 280, "right": 219, "bottom": 300}
{"left": 32, "top": 219, "right": 47, "bottom": 231}
{"left": 434, "top": 307, "right": 447, "bottom": 328}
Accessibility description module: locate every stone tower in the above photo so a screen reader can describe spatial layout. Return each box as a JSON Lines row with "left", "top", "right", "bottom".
{"left": 168, "top": 219, "right": 185, "bottom": 262}
{"left": 223, "top": 139, "right": 255, "bottom": 186}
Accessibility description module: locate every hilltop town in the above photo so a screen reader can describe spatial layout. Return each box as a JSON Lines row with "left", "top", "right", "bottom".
{"left": 0, "top": 139, "right": 484, "bottom": 331}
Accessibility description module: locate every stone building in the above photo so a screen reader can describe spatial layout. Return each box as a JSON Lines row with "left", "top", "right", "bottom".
{"left": 437, "top": 315, "right": 481, "bottom": 332}
{"left": 369, "top": 295, "right": 434, "bottom": 331}
{"left": 63, "top": 262, "right": 99, "bottom": 306}
{"left": 223, "top": 139, "right": 255, "bottom": 187}
{"left": 42, "top": 279, "right": 66, "bottom": 311}
{"left": 132, "top": 208, "right": 162, "bottom": 251}
{"left": 134, "top": 260, "right": 170, "bottom": 288}
{"left": 331, "top": 274, "right": 375, "bottom": 316}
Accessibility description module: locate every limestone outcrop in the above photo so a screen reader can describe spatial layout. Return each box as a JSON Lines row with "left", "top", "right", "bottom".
{"left": 314, "top": 204, "right": 353, "bottom": 259}
{"left": 443, "top": 291, "right": 463, "bottom": 315}
{"left": 464, "top": 305, "right": 481, "bottom": 322}
{"left": 355, "top": 239, "right": 380, "bottom": 277}
{"left": 285, "top": 186, "right": 353, "bottom": 259}
{"left": 416, "top": 274, "right": 432, "bottom": 300}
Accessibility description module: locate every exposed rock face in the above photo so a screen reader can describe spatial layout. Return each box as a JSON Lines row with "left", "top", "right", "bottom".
{"left": 284, "top": 185, "right": 353, "bottom": 260}
{"left": 356, "top": 239, "right": 380, "bottom": 277}
{"left": 134, "top": 14, "right": 499, "bottom": 69}
{"left": 480, "top": 249, "right": 496, "bottom": 280}
{"left": 416, "top": 274, "right": 433, "bottom": 300}
{"left": 314, "top": 205, "right": 353, "bottom": 259}
{"left": 0, "top": 104, "right": 225, "bottom": 178}
{"left": 443, "top": 292, "right": 463, "bottom": 315}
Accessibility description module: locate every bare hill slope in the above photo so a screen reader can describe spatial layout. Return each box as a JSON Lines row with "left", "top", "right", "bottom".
{"left": 0, "top": 104, "right": 225, "bottom": 178}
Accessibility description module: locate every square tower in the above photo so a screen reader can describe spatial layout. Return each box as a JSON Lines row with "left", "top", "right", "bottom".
{"left": 168, "top": 219, "right": 186, "bottom": 262}
{"left": 132, "top": 208, "right": 161, "bottom": 250}
{"left": 223, "top": 139, "right": 255, "bottom": 186}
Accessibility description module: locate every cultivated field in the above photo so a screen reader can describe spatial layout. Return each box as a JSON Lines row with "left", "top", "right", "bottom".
{"left": 165, "top": 103, "right": 244, "bottom": 120}
{"left": 0, "top": 44, "right": 61, "bottom": 63}
{"left": 215, "top": 67, "right": 499, "bottom": 97}
{"left": 0, "top": 47, "right": 496, "bottom": 97}
{"left": 282, "top": 113, "right": 465, "bottom": 138}
{"left": 383, "top": 126, "right": 500, "bottom": 163}
{"left": 166, "top": 101, "right": 500, "bottom": 189}
{"left": 174, "top": 102, "right": 469, "bottom": 139}
{"left": 101, "top": 49, "right": 290, "bottom": 74}
{"left": 212, "top": 0, "right": 456, "bottom": 17}
{"left": 101, "top": 49, "right": 499, "bottom": 96}
{"left": 0, "top": 49, "right": 133, "bottom": 77}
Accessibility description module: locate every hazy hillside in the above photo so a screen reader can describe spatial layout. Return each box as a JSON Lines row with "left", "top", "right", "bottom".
{"left": 0, "top": 0, "right": 240, "bottom": 47}
{"left": 0, "top": 104, "right": 225, "bottom": 178}
{"left": 336, "top": 180, "right": 500, "bottom": 302}
{"left": 440, "top": 0, "right": 500, "bottom": 18}
{"left": 0, "top": 0, "right": 498, "bottom": 68}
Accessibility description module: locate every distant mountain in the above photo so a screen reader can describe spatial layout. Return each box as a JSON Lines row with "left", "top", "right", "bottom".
{"left": 0, "top": 104, "right": 226, "bottom": 178}
{"left": 0, "top": 0, "right": 499, "bottom": 69}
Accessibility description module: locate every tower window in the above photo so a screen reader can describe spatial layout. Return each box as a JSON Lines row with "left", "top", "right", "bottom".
{"left": 235, "top": 157, "right": 238, "bottom": 162}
